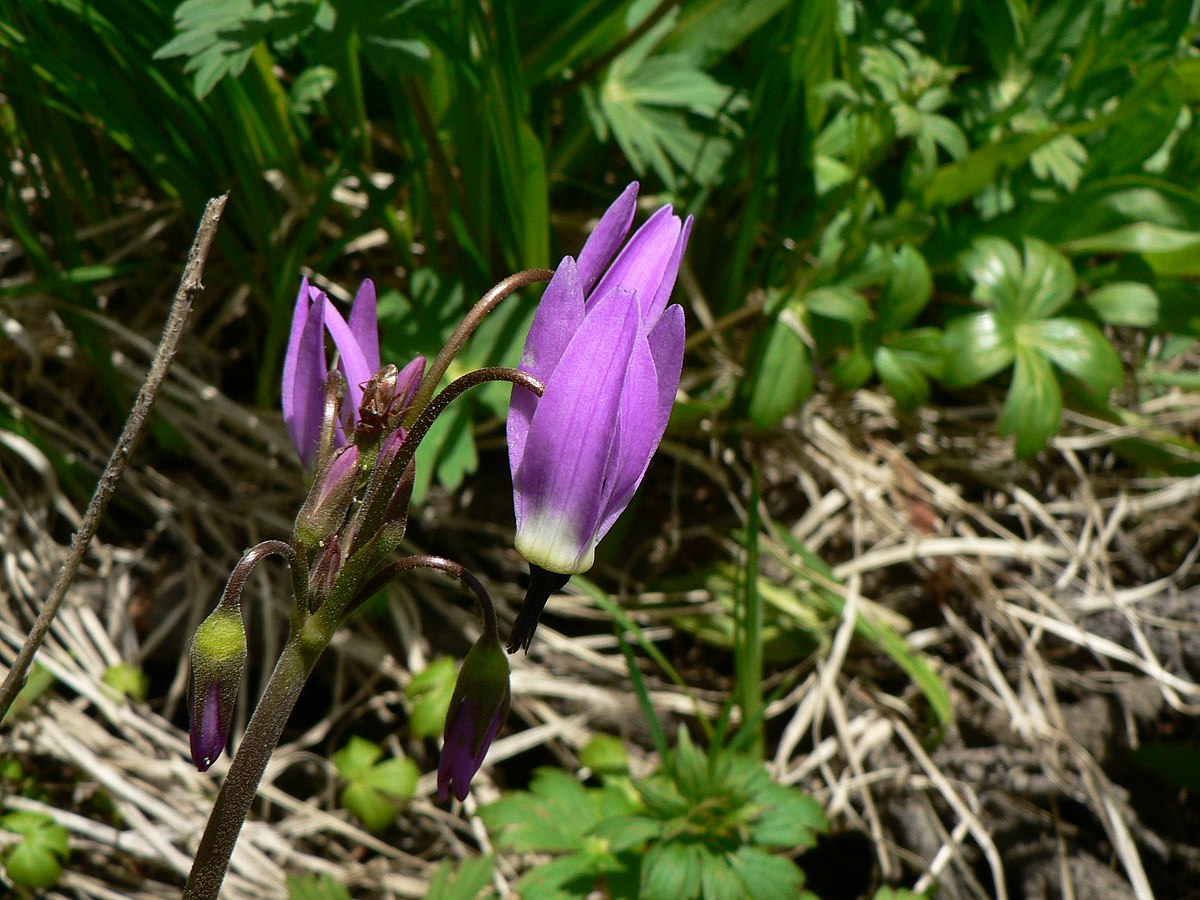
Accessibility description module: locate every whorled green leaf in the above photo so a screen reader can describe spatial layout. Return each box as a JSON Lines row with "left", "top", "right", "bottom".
{"left": 874, "top": 346, "right": 930, "bottom": 409}
{"left": 2, "top": 812, "right": 69, "bottom": 890}
{"left": 942, "top": 311, "right": 1015, "bottom": 386}
{"left": 999, "top": 347, "right": 1063, "bottom": 457}
{"left": 1019, "top": 237, "right": 1077, "bottom": 320}
{"left": 878, "top": 245, "right": 933, "bottom": 334}
{"left": 480, "top": 768, "right": 598, "bottom": 853}
{"left": 1020, "top": 318, "right": 1122, "bottom": 401}
{"left": 1087, "top": 282, "right": 1160, "bottom": 326}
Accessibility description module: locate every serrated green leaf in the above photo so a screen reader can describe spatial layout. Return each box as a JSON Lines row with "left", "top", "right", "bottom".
{"left": 942, "top": 311, "right": 1015, "bottom": 386}
{"left": 580, "top": 734, "right": 629, "bottom": 778}
{"left": 286, "top": 872, "right": 354, "bottom": 900}
{"left": 748, "top": 784, "right": 827, "bottom": 849}
{"left": 1021, "top": 318, "right": 1122, "bottom": 401}
{"left": 479, "top": 768, "right": 596, "bottom": 852}
{"left": 642, "top": 841, "right": 701, "bottom": 900}
{"left": 516, "top": 851, "right": 606, "bottom": 900}
{"left": 698, "top": 847, "right": 744, "bottom": 900}
{"left": 589, "top": 816, "right": 663, "bottom": 853}
{"left": 406, "top": 656, "right": 457, "bottom": 739}
{"left": 425, "top": 854, "right": 495, "bottom": 900}
{"left": 1087, "top": 282, "right": 1160, "bottom": 326}
{"left": 339, "top": 782, "right": 395, "bottom": 832}
{"left": 999, "top": 348, "right": 1062, "bottom": 457}
{"left": 727, "top": 846, "right": 804, "bottom": 899}
{"left": 878, "top": 245, "right": 932, "bottom": 333}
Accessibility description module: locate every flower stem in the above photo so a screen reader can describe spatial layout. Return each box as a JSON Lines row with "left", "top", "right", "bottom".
{"left": 403, "top": 268, "right": 553, "bottom": 428}
{"left": 182, "top": 631, "right": 321, "bottom": 900}
{"left": 355, "top": 555, "right": 499, "bottom": 641}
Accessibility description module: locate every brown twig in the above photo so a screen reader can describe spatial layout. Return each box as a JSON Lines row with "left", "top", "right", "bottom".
{"left": 0, "top": 193, "right": 230, "bottom": 720}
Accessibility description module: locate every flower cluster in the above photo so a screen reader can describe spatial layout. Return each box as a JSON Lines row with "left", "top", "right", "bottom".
{"left": 190, "top": 183, "right": 688, "bottom": 818}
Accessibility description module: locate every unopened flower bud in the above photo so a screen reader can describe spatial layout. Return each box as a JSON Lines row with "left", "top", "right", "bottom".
{"left": 306, "top": 534, "right": 342, "bottom": 612}
{"left": 438, "top": 634, "right": 511, "bottom": 802}
{"left": 294, "top": 445, "right": 359, "bottom": 550}
{"left": 189, "top": 600, "right": 247, "bottom": 771}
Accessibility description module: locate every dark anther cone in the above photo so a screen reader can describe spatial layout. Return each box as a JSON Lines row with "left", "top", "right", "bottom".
{"left": 506, "top": 565, "right": 571, "bottom": 653}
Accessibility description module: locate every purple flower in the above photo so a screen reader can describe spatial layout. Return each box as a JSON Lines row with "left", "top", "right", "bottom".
{"left": 438, "top": 635, "right": 511, "bottom": 801}
{"left": 505, "top": 183, "right": 689, "bottom": 648}
{"left": 282, "top": 278, "right": 424, "bottom": 469}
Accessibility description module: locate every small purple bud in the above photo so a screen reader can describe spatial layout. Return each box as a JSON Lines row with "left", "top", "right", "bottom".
{"left": 438, "top": 635, "right": 511, "bottom": 802}
{"left": 188, "top": 601, "right": 247, "bottom": 771}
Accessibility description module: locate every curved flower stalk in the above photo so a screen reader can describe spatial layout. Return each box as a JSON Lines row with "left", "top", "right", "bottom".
{"left": 507, "top": 183, "right": 690, "bottom": 651}
{"left": 282, "top": 277, "right": 424, "bottom": 468}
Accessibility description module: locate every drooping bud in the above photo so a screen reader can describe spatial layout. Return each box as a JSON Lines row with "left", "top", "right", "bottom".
{"left": 438, "top": 634, "right": 511, "bottom": 802}
{"left": 357, "top": 357, "right": 428, "bottom": 441}
{"left": 294, "top": 444, "right": 359, "bottom": 550}
{"left": 189, "top": 596, "right": 248, "bottom": 771}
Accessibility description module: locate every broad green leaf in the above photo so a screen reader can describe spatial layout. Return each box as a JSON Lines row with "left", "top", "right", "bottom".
{"left": 332, "top": 736, "right": 382, "bottom": 780}
{"left": 922, "top": 131, "right": 1058, "bottom": 207}
{"left": 1087, "top": 282, "right": 1160, "bottom": 326}
{"left": 805, "top": 287, "right": 869, "bottom": 326}
{"left": 942, "top": 311, "right": 1014, "bottom": 386}
{"left": 339, "top": 782, "right": 396, "bottom": 832}
{"left": 738, "top": 313, "right": 813, "bottom": 428}
{"left": 589, "top": 815, "right": 663, "bottom": 853}
{"left": 1059, "top": 222, "right": 1200, "bottom": 256}
{"left": 1019, "top": 238, "right": 1077, "bottom": 320}
{"left": 101, "top": 663, "right": 148, "bottom": 702}
{"left": 878, "top": 245, "right": 932, "bottom": 333}
{"left": 698, "top": 847, "right": 744, "bottom": 900}
{"left": 832, "top": 344, "right": 873, "bottom": 390}
{"left": 1020, "top": 319, "right": 1122, "bottom": 401}
{"left": 2, "top": 812, "right": 69, "bottom": 890}
{"left": 999, "top": 348, "right": 1062, "bottom": 457}
{"left": 357, "top": 756, "right": 420, "bottom": 799}
{"left": 406, "top": 656, "right": 457, "bottom": 739}
{"left": 516, "top": 851, "right": 607, "bottom": 900}
{"left": 884, "top": 328, "right": 946, "bottom": 377}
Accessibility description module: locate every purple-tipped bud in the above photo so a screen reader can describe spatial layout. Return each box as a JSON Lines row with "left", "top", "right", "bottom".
{"left": 188, "top": 601, "right": 247, "bottom": 771}
{"left": 294, "top": 445, "right": 359, "bottom": 549}
{"left": 438, "top": 634, "right": 511, "bottom": 802}
{"left": 506, "top": 183, "right": 689, "bottom": 649}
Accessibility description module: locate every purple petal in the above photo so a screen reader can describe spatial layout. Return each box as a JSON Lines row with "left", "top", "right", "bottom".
{"left": 588, "top": 205, "right": 681, "bottom": 320}
{"left": 282, "top": 277, "right": 312, "bottom": 425}
{"left": 324, "top": 302, "right": 373, "bottom": 425}
{"left": 507, "top": 258, "right": 585, "bottom": 481}
{"left": 286, "top": 292, "right": 328, "bottom": 469}
{"left": 645, "top": 215, "right": 693, "bottom": 324}
{"left": 596, "top": 303, "right": 684, "bottom": 538}
{"left": 575, "top": 182, "right": 638, "bottom": 293}
{"left": 348, "top": 279, "right": 380, "bottom": 372}
{"left": 190, "top": 678, "right": 224, "bottom": 772}
{"left": 513, "top": 287, "right": 640, "bottom": 573}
